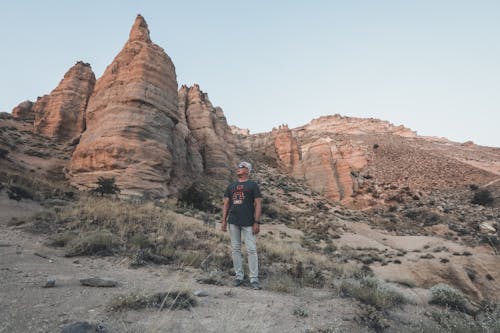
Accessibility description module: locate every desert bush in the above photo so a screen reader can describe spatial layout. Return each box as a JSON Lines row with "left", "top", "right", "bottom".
{"left": 340, "top": 276, "right": 407, "bottom": 310}
{"left": 40, "top": 196, "right": 232, "bottom": 270}
{"left": 177, "top": 183, "right": 217, "bottom": 212}
{"left": 65, "top": 230, "right": 118, "bottom": 257}
{"left": 360, "top": 305, "right": 390, "bottom": 333}
{"left": 411, "top": 309, "right": 494, "bottom": 333}
{"left": 404, "top": 208, "right": 442, "bottom": 226}
{"left": 293, "top": 307, "right": 309, "bottom": 318}
{"left": 108, "top": 290, "right": 196, "bottom": 311}
{"left": 7, "top": 184, "right": 34, "bottom": 201}
{"left": 472, "top": 189, "right": 494, "bottom": 206}
{"left": 429, "top": 284, "right": 468, "bottom": 312}
{"left": 129, "top": 232, "right": 151, "bottom": 249}
{"left": 47, "top": 231, "right": 78, "bottom": 247}
{"left": 91, "top": 177, "right": 120, "bottom": 197}
{"left": 0, "top": 171, "right": 72, "bottom": 201}
{"left": 263, "top": 272, "right": 299, "bottom": 293}
{"left": 196, "top": 270, "right": 226, "bottom": 286}
{"left": 0, "top": 147, "right": 8, "bottom": 159}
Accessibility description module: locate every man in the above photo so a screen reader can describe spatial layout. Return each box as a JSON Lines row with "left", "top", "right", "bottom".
{"left": 221, "top": 161, "right": 262, "bottom": 290}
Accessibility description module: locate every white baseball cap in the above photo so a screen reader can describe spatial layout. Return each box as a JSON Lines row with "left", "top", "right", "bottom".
{"left": 237, "top": 161, "right": 252, "bottom": 173}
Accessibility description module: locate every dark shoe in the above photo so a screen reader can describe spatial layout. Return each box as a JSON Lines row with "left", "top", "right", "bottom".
{"left": 250, "top": 281, "right": 261, "bottom": 290}
{"left": 233, "top": 279, "right": 243, "bottom": 287}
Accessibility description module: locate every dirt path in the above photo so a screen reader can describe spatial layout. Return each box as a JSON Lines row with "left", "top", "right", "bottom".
{"left": 483, "top": 177, "right": 500, "bottom": 188}
{"left": 0, "top": 204, "right": 364, "bottom": 333}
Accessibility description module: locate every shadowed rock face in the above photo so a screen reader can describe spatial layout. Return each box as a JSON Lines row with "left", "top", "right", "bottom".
{"left": 68, "top": 15, "right": 202, "bottom": 197}
{"left": 178, "top": 84, "right": 236, "bottom": 181}
{"left": 32, "top": 62, "right": 96, "bottom": 140}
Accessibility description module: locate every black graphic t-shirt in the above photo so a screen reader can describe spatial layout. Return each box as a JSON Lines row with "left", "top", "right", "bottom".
{"left": 224, "top": 180, "right": 262, "bottom": 226}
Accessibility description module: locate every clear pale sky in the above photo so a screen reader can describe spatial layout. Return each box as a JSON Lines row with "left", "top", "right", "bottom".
{"left": 1, "top": 1, "right": 499, "bottom": 147}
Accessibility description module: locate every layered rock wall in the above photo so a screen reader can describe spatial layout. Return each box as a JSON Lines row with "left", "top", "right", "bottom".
{"left": 68, "top": 15, "right": 203, "bottom": 197}
{"left": 33, "top": 62, "right": 95, "bottom": 140}
{"left": 178, "top": 84, "right": 235, "bottom": 181}
{"left": 274, "top": 124, "right": 301, "bottom": 174}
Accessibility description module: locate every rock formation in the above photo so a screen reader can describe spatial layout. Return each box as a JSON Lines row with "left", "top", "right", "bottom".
{"left": 11, "top": 101, "right": 34, "bottom": 121}
{"left": 178, "top": 84, "right": 236, "bottom": 180}
{"left": 274, "top": 125, "right": 301, "bottom": 174}
{"left": 68, "top": 15, "right": 203, "bottom": 197}
{"left": 33, "top": 61, "right": 95, "bottom": 140}
{"left": 299, "top": 138, "right": 366, "bottom": 201}
{"left": 230, "top": 125, "right": 250, "bottom": 136}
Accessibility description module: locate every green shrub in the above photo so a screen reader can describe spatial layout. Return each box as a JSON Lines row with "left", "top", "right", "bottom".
{"left": 177, "top": 183, "right": 216, "bottom": 211}
{"left": 429, "top": 284, "right": 468, "bottom": 312}
{"left": 410, "top": 309, "right": 485, "bottom": 333}
{"left": 472, "top": 189, "right": 494, "bottom": 206}
{"left": 293, "top": 307, "right": 309, "bottom": 318}
{"left": 340, "top": 276, "right": 407, "bottom": 310}
{"left": 91, "top": 177, "right": 121, "bottom": 197}
{"left": 7, "top": 184, "right": 34, "bottom": 201}
{"left": 0, "top": 148, "right": 8, "bottom": 159}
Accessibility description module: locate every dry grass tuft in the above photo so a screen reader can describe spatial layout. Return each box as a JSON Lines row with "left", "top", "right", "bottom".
{"left": 65, "top": 230, "right": 119, "bottom": 257}
{"left": 108, "top": 290, "right": 196, "bottom": 311}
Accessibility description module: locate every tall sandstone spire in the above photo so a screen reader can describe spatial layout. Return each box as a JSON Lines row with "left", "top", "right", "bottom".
{"left": 178, "top": 84, "right": 236, "bottom": 180}
{"left": 68, "top": 15, "right": 201, "bottom": 197}
{"left": 32, "top": 61, "right": 95, "bottom": 140}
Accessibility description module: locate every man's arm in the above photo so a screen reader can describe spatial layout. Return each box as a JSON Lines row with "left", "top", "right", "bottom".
{"left": 253, "top": 197, "right": 262, "bottom": 235}
{"left": 221, "top": 197, "right": 230, "bottom": 232}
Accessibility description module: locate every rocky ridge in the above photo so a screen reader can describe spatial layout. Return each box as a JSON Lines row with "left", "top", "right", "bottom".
{"left": 237, "top": 114, "right": 499, "bottom": 207}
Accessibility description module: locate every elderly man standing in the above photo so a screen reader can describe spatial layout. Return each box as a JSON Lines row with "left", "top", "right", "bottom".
{"left": 221, "top": 161, "right": 262, "bottom": 290}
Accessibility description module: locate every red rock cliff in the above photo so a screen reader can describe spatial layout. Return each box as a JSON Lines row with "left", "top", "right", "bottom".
{"left": 33, "top": 61, "right": 95, "bottom": 140}
{"left": 68, "top": 15, "right": 202, "bottom": 197}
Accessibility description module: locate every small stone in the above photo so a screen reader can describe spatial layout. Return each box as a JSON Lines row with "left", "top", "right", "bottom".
{"left": 479, "top": 221, "right": 496, "bottom": 234}
{"left": 60, "top": 321, "right": 107, "bottom": 333}
{"left": 44, "top": 277, "right": 56, "bottom": 288}
{"left": 79, "top": 277, "right": 118, "bottom": 287}
{"left": 193, "top": 290, "right": 209, "bottom": 297}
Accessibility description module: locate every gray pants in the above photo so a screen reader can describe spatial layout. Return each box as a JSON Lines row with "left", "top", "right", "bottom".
{"left": 229, "top": 224, "right": 259, "bottom": 283}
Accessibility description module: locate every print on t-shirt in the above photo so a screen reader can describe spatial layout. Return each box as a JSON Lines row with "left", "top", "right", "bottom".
{"left": 232, "top": 185, "right": 245, "bottom": 204}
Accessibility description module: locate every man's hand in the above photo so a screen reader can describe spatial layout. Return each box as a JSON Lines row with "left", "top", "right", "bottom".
{"left": 221, "top": 221, "right": 227, "bottom": 232}
{"left": 252, "top": 223, "right": 260, "bottom": 235}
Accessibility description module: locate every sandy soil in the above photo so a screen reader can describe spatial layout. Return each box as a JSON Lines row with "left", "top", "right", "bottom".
{"left": 0, "top": 201, "right": 365, "bottom": 333}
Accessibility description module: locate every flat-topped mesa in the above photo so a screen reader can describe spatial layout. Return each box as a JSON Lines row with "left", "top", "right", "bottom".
{"left": 300, "top": 114, "right": 417, "bottom": 137}
{"left": 68, "top": 15, "right": 191, "bottom": 197}
{"left": 32, "top": 61, "right": 96, "bottom": 141}
{"left": 178, "top": 84, "right": 236, "bottom": 181}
